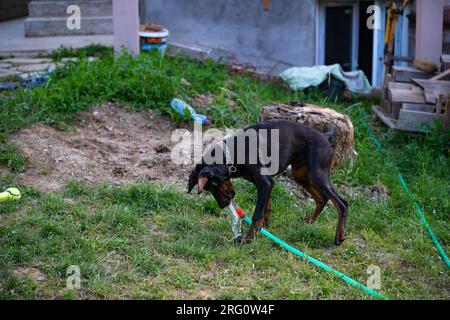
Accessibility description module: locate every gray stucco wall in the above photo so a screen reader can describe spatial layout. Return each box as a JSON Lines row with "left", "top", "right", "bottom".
{"left": 140, "top": 0, "right": 316, "bottom": 73}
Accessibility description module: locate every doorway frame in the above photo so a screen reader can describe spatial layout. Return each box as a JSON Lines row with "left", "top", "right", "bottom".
{"left": 316, "top": 1, "right": 360, "bottom": 71}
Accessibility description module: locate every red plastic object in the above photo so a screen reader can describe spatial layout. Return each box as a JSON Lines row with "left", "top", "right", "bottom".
{"left": 236, "top": 207, "right": 246, "bottom": 219}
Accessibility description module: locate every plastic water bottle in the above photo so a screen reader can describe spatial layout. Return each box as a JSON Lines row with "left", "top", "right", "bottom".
{"left": 170, "top": 98, "right": 210, "bottom": 125}
{"left": 228, "top": 202, "right": 243, "bottom": 239}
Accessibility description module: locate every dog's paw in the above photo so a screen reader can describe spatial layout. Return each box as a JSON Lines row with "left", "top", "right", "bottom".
{"left": 334, "top": 233, "right": 346, "bottom": 246}
{"left": 233, "top": 235, "right": 253, "bottom": 245}
{"left": 261, "top": 219, "right": 270, "bottom": 228}
{"left": 302, "top": 215, "right": 316, "bottom": 224}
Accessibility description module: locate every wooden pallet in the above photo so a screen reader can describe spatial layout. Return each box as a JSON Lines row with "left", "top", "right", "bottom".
{"left": 376, "top": 66, "right": 450, "bottom": 132}
{"left": 412, "top": 79, "right": 450, "bottom": 104}
{"left": 372, "top": 105, "right": 442, "bottom": 132}
{"left": 392, "top": 66, "right": 432, "bottom": 83}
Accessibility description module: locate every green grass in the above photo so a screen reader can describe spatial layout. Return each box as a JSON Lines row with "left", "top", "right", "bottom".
{"left": 46, "top": 44, "right": 114, "bottom": 61}
{"left": 0, "top": 46, "right": 449, "bottom": 299}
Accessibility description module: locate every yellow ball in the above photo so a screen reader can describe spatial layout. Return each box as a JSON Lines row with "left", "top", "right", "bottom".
{"left": 7, "top": 188, "right": 21, "bottom": 200}
{"left": 0, "top": 188, "right": 21, "bottom": 202}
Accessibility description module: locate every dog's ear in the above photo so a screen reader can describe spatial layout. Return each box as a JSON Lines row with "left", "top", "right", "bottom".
{"left": 187, "top": 169, "right": 198, "bottom": 194}
{"left": 197, "top": 176, "right": 208, "bottom": 194}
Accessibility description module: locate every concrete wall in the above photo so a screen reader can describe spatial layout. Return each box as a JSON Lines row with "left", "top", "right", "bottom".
{"left": 444, "top": 0, "right": 450, "bottom": 53}
{"left": 140, "top": 0, "right": 316, "bottom": 73}
{"left": 415, "top": 0, "right": 444, "bottom": 65}
{"left": 0, "top": 0, "right": 29, "bottom": 22}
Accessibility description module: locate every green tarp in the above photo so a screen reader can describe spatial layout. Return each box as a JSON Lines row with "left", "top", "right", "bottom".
{"left": 280, "top": 64, "right": 372, "bottom": 94}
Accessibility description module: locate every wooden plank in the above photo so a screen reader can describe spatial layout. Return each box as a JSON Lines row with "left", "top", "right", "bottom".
{"left": 397, "top": 109, "right": 441, "bottom": 132}
{"left": 391, "top": 102, "right": 401, "bottom": 119}
{"left": 392, "top": 66, "right": 432, "bottom": 82}
{"left": 381, "top": 98, "right": 391, "bottom": 115}
{"left": 388, "top": 81, "right": 423, "bottom": 91}
{"left": 436, "top": 95, "right": 444, "bottom": 116}
{"left": 402, "top": 103, "right": 435, "bottom": 113}
{"left": 430, "top": 68, "right": 450, "bottom": 81}
{"left": 388, "top": 81, "right": 425, "bottom": 115}
{"left": 412, "top": 79, "right": 450, "bottom": 104}
{"left": 389, "top": 88, "right": 427, "bottom": 104}
{"left": 372, "top": 106, "right": 397, "bottom": 130}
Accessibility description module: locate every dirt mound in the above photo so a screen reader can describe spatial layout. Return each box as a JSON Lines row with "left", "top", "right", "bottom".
{"left": 9, "top": 103, "right": 192, "bottom": 192}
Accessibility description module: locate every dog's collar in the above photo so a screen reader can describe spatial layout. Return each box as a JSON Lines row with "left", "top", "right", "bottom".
{"left": 221, "top": 141, "right": 237, "bottom": 174}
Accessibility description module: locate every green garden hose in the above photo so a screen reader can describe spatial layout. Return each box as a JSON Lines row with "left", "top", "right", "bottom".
{"left": 241, "top": 215, "right": 388, "bottom": 299}
{"left": 359, "top": 119, "right": 450, "bottom": 269}
{"left": 225, "top": 111, "right": 448, "bottom": 300}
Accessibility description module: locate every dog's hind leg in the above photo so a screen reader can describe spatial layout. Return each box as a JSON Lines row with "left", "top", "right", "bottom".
{"left": 306, "top": 147, "right": 349, "bottom": 245}
{"left": 309, "top": 170, "right": 348, "bottom": 245}
{"left": 292, "top": 165, "right": 328, "bottom": 224}
{"left": 302, "top": 184, "right": 328, "bottom": 224}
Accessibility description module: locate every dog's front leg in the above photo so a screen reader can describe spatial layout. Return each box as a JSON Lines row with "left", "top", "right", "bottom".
{"left": 237, "top": 176, "right": 274, "bottom": 244}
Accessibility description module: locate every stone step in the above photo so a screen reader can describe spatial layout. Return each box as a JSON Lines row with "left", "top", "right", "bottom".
{"left": 29, "top": 1, "right": 112, "bottom": 17}
{"left": 25, "top": 16, "right": 113, "bottom": 37}
{"left": 0, "top": 68, "right": 22, "bottom": 81}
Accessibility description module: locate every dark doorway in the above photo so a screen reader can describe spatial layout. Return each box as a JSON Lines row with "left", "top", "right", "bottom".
{"left": 325, "top": 5, "right": 353, "bottom": 71}
{"left": 358, "top": 1, "right": 374, "bottom": 83}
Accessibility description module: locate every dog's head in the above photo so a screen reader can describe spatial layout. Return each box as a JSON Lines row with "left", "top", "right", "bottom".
{"left": 187, "top": 164, "right": 235, "bottom": 209}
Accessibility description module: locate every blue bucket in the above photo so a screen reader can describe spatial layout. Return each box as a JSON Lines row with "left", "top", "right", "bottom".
{"left": 140, "top": 28, "right": 169, "bottom": 55}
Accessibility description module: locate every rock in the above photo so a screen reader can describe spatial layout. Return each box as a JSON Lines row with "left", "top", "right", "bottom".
{"left": 181, "top": 78, "right": 192, "bottom": 87}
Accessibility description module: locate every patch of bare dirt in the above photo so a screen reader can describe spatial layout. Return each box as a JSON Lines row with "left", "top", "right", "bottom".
{"left": 277, "top": 174, "right": 310, "bottom": 202}
{"left": 13, "top": 266, "right": 46, "bottom": 282}
{"left": 0, "top": 206, "right": 29, "bottom": 227}
{"left": 278, "top": 171, "right": 389, "bottom": 204}
{"left": 190, "top": 92, "right": 216, "bottom": 109}
{"left": 9, "top": 103, "right": 192, "bottom": 192}
{"left": 337, "top": 182, "right": 390, "bottom": 202}
{"left": 195, "top": 287, "right": 217, "bottom": 299}
{"left": 190, "top": 92, "right": 236, "bottom": 110}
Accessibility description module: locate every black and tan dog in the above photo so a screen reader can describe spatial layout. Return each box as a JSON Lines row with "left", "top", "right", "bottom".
{"left": 188, "top": 119, "right": 349, "bottom": 245}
